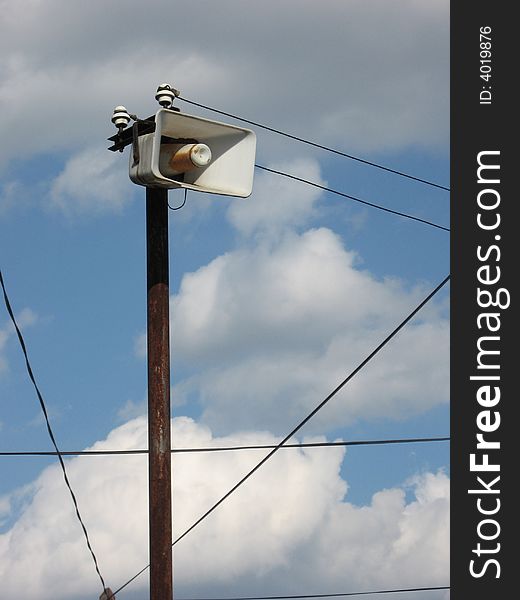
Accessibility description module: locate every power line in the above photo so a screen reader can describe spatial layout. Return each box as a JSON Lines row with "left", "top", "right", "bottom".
{"left": 0, "top": 270, "right": 108, "bottom": 595}
{"left": 112, "top": 274, "right": 450, "bottom": 596}
{"left": 178, "top": 586, "right": 450, "bottom": 600}
{"left": 0, "top": 436, "right": 450, "bottom": 457}
{"left": 256, "top": 165, "right": 449, "bottom": 232}
{"left": 178, "top": 96, "right": 450, "bottom": 192}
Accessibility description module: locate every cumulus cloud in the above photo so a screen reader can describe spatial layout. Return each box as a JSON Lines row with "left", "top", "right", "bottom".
{"left": 0, "top": 181, "right": 22, "bottom": 215}
{"left": 0, "top": 0, "right": 448, "bottom": 170}
{"left": 0, "top": 416, "right": 449, "bottom": 600}
{"left": 48, "top": 144, "right": 136, "bottom": 216}
{"left": 169, "top": 221, "right": 448, "bottom": 434}
{"left": 116, "top": 398, "right": 147, "bottom": 422}
{"left": 227, "top": 158, "right": 325, "bottom": 237}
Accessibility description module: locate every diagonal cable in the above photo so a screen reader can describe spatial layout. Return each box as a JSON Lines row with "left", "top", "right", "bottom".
{"left": 256, "top": 165, "right": 449, "bottom": 232}
{"left": 112, "top": 274, "right": 450, "bottom": 597}
{"left": 178, "top": 96, "right": 450, "bottom": 192}
{"left": 0, "top": 269, "right": 108, "bottom": 594}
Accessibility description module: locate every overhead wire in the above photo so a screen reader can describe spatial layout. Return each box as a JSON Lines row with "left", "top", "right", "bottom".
{"left": 177, "top": 586, "right": 450, "bottom": 600}
{"left": 255, "top": 165, "right": 449, "bottom": 232}
{"left": 0, "top": 436, "right": 450, "bottom": 457}
{"left": 0, "top": 269, "right": 108, "bottom": 595}
{"left": 111, "top": 274, "right": 450, "bottom": 597}
{"left": 178, "top": 96, "right": 450, "bottom": 192}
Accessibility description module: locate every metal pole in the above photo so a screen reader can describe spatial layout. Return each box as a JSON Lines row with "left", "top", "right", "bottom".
{"left": 146, "top": 187, "right": 173, "bottom": 600}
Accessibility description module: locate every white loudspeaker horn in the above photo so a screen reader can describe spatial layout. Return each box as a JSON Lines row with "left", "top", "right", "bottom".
{"left": 129, "top": 109, "right": 256, "bottom": 197}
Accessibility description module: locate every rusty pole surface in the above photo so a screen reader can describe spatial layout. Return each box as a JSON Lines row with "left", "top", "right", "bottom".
{"left": 146, "top": 187, "right": 173, "bottom": 600}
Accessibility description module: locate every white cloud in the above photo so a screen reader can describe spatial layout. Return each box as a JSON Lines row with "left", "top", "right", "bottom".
{"left": 0, "top": 0, "right": 449, "bottom": 170}
{"left": 48, "top": 144, "right": 136, "bottom": 216}
{"left": 169, "top": 223, "right": 448, "bottom": 434}
{"left": 227, "top": 158, "right": 324, "bottom": 237}
{"left": 0, "top": 494, "right": 9, "bottom": 523}
{"left": 0, "top": 181, "right": 21, "bottom": 215}
{"left": 0, "top": 49, "right": 228, "bottom": 169}
{"left": 116, "top": 398, "right": 147, "bottom": 422}
{"left": 0, "top": 416, "right": 449, "bottom": 600}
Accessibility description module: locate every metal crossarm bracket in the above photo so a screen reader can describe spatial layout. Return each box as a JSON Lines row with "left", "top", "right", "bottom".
{"left": 107, "top": 117, "right": 156, "bottom": 152}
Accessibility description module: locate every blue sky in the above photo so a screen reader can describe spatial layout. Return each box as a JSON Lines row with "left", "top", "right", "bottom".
{"left": 0, "top": 2, "right": 450, "bottom": 599}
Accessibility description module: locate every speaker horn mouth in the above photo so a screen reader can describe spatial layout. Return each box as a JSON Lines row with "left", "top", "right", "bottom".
{"left": 165, "top": 143, "right": 212, "bottom": 174}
